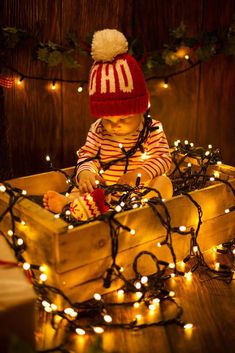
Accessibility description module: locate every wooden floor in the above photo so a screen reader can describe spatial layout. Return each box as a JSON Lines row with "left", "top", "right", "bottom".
{"left": 35, "top": 250, "right": 235, "bottom": 353}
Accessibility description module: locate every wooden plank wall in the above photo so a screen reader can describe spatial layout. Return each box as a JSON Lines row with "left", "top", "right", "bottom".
{"left": 0, "top": 0, "right": 235, "bottom": 180}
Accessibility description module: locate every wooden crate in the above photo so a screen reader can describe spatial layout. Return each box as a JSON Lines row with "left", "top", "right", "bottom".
{"left": 0, "top": 163, "right": 235, "bottom": 303}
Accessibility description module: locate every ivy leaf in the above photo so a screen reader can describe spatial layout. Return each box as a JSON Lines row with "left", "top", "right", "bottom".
{"left": 170, "top": 22, "right": 187, "bottom": 39}
{"left": 47, "top": 50, "right": 63, "bottom": 66}
{"left": 63, "top": 53, "right": 80, "bottom": 68}
{"left": 37, "top": 47, "right": 49, "bottom": 62}
{"left": 65, "top": 32, "right": 80, "bottom": 50}
{"left": 195, "top": 45, "right": 215, "bottom": 61}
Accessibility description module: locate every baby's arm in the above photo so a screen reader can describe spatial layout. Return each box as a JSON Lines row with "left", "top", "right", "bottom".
{"left": 78, "top": 170, "right": 105, "bottom": 194}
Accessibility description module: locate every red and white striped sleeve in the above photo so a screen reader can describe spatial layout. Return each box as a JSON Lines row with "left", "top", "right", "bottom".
{"left": 76, "top": 119, "right": 102, "bottom": 175}
{"left": 141, "top": 120, "right": 172, "bottom": 178}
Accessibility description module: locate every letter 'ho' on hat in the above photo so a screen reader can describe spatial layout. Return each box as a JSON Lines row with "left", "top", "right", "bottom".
{"left": 88, "top": 29, "right": 149, "bottom": 117}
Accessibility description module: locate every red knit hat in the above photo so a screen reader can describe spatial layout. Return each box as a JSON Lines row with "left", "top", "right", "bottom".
{"left": 88, "top": 29, "right": 149, "bottom": 117}
{"left": 69, "top": 188, "right": 109, "bottom": 221}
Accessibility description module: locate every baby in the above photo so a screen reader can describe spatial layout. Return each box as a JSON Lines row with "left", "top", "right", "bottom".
{"left": 43, "top": 29, "right": 173, "bottom": 220}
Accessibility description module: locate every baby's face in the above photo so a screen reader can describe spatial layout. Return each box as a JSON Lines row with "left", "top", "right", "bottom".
{"left": 101, "top": 114, "right": 143, "bottom": 136}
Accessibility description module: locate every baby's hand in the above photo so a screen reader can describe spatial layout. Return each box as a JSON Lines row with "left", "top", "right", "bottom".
{"left": 78, "top": 170, "right": 105, "bottom": 194}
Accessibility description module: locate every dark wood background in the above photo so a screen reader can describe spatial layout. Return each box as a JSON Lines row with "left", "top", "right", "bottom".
{"left": 0, "top": 0, "right": 235, "bottom": 180}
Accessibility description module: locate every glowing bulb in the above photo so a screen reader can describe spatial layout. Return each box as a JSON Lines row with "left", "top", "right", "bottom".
{"left": 115, "top": 205, "right": 122, "bottom": 212}
{"left": 50, "top": 303, "right": 58, "bottom": 311}
{"left": 210, "top": 177, "right": 215, "bottom": 181}
{"left": 213, "top": 171, "right": 220, "bottom": 178}
{"left": 184, "top": 323, "right": 193, "bottom": 330}
{"left": 42, "top": 300, "right": 50, "bottom": 307}
{"left": 169, "top": 291, "right": 175, "bottom": 297}
{"left": 130, "top": 229, "right": 136, "bottom": 235}
{"left": 171, "top": 273, "right": 176, "bottom": 278}
{"left": 93, "top": 327, "right": 104, "bottom": 334}
{"left": 17, "top": 238, "right": 24, "bottom": 246}
{"left": 45, "top": 306, "right": 52, "bottom": 313}
{"left": 193, "top": 245, "right": 199, "bottom": 253}
{"left": 23, "top": 262, "right": 30, "bottom": 270}
{"left": 179, "top": 225, "right": 186, "bottom": 232}
{"left": 120, "top": 201, "right": 125, "bottom": 207}
{"left": 117, "top": 289, "right": 124, "bottom": 296}
{"left": 94, "top": 293, "right": 102, "bottom": 301}
{"left": 40, "top": 273, "right": 47, "bottom": 282}
{"left": 163, "top": 82, "right": 168, "bottom": 88}
{"left": 184, "top": 271, "right": 192, "bottom": 279}
{"left": 7, "top": 230, "right": 13, "bottom": 236}
{"left": 190, "top": 142, "right": 194, "bottom": 147}
{"left": 187, "top": 163, "right": 192, "bottom": 167}
{"left": 140, "top": 276, "right": 148, "bottom": 284}
{"left": 141, "top": 152, "right": 148, "bottom": 160}
{"left": 148, "top": 304, "right": 156, "bottom": 311}
{"left": 135, "top": 281, "right": 141, "bottom": 289}
{"left": 51, "top": 81, "right": 56, "bottom": 90}
{"left": 133, "top": 302, "right": 140, "bottom": 308}
{"left": 217, "top": 161, "right": 222, "bottom": 165}
{"left": 21, "top": 189, "right": 27, "bottom": 195}
{"left": 95, "top": 180, "right": 100, "bottom": 185}
{"left": 184, "top": 54, "right": 190, "bottom": 60}
{"left": 184, "top": 140, "right": 189, "bottom": 145}
{"left": 104, "top": 314, "right": 112, "bottom": 323}
{"left": 169, "top": 263, "right": 175, "bottom": 269}
{"left": 77, "top": 86, "right": 83, "bottom": 93}
{"left": 156, "top": 242, "right": 161, "bottom": 247}
{"left": 215, "top": 262, "right": 220, "bottom": 270}
{"left": 136, "top": 292, "right": 142, "bottom": 299}
{"left": 132, "top": 204, "right": 138, "bottom": 209}
{"left": 205, "top": 150, "right": 210, "bottom": 156}
{"left": 225, "top": 208, "right": 230, "bottom": 214}
{"left": 119, "top": 266, "right": 124, "bottom": 272}
{"left": 0, "top": 184, "right": 6, "bottom": 192}
{"left": 76, "top": 328, "right": 86, "bottom": 335}
{"left": 99, "top": 169, "right": 104, "bottom": 174}
{"left": 119, "top": 143, "right": 123, "bottom": 149}
{"left": 54, "top": 214, "right": 60, "bottom": 219}
{"left": 68, "top": 225, "right": 74, "bottom": 230}
{"left": 65, "top": 210, "right": 71, "bottom": 216}
{"left": 39, "top": 264, "right": 47, "bottom": 273}
{"left": 45, "top": 155, "right": 51, "bottom": 161}
{"left": 64, "top": 307, "right": 75, "bottom": 315}
{"left": 208, "top": 144, "right": 212, "bottom": 149}
{"left": 152, "top": 298, "right": 160, "bottom": 304}
{"left": 135, "top": 314, "right": 142, "bottom": 320}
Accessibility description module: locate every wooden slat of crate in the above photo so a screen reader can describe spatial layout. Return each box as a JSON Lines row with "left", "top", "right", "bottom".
{"left": 56, "top": 179, "right": 235, "bottom": 273}
{"left": 55, "top": 211, "right": 235, "bottom": 302}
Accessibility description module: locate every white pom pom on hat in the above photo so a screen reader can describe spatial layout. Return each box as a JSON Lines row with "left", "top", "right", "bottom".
{"left": 91, "top": 29, "right": 128, "bottom": 62}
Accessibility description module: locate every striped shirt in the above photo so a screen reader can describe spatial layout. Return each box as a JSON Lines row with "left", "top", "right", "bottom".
{"left": 77, "top": 117, "right": 171, "bottom": 185}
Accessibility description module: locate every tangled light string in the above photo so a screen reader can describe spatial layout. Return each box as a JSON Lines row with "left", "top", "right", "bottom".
{"left": 0, "top": 140, "right": 235, "bottom": 353}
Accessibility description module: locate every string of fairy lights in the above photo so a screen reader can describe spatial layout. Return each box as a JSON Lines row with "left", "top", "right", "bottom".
{"left": 0, "top": 113, "right": 235, "bottom": 353}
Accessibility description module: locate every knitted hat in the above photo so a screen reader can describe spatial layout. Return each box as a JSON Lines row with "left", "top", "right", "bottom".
{"left": 89, "top": 29, "right": 149, "bottom": 117}
{"left": 69, "top": 188, "right": 109, "bottom": 221}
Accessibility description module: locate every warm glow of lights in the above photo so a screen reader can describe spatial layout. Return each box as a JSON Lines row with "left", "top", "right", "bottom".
{"left": 77, "top": 86, "right": 83, "bottom": 93}
{"left": 184, "top": 271, "right": 192, "bottom": 279}
{"left": 93, "top": 327, "right": 104, "bottom": 334}
{"left": 119, "top": 143, "right": 123, "bottom": 149}
{"left": 42, "top": 300, "right": 50, "bottom": 307}
{"left": 193, "top": 246, "right": 199, "bottom": 253}
{"left": 156, "top": 242, "right": 161, "bottom": 247}
{"left": 169, "top": 263, "right": 175, "bottom": 269}
{"left": 40, "top": 273, "right": 48, "bottom": 282}
{"left": 184, "top": 140, "right": 189, "bottom": 145}
{"left": 50, "top": 303, "right": 58, "bottom": 311}
{"left": 171, "top": 273, "right": 176, "bottom": 278}
{"left": 51, "top": 81, "right": 56, "bottom": 90}
{"left": 104, "top": 314, "right": 112, "bottom": 323}
{"left": 117, "top": 289, "right": 124, "bottom": 296}
{"left": 184, "top": 54, "right": 190, "bottom": 60}
{"left": 184, "top": 323, "right": 193, "bottom": 330}
{"left": 210, "top": 177, "right": 215, "bottom": 181}
{"left": 136, "top": 292, "right": 142, "bottom": 299}
{"left": 0, "top": 184, "right": 7, "bottom": 192}
{"left": 148, "top": 304, "right": 157, "bottom": 311}
{"left": 39, "top": 264, "right": 47, "bottom": 273}
{"left": 187, "top": 163, "right": 192, "bottom": 167}
{"left": 23, "top": 262, "right": 30, "bottom": 270}
{"left": 208, "top": 144, "right": 212, "bottom": 149}
{"left": 140, "top": 276, "right": 148, "bottom": 284}
{"left": 46, "top": 155, "right": 51, "bottom": 161}
{"left": 163, "top": 82, "right": 168, "bottom": 88}
{"left": 135, "top": 281, "right": 141, "bottom": 289}
{"left": 115, "top": 205, "right": 122, "bottom": 212}
{"left": 54, "top": 213, "right": 60, "bottom": 219}
{"left": 141, "top": 152, "right": 148, "bottom": 160}
{"left": 68, "top": 224, "right": 74, "bottom": 230}
{"left": 213, "top": 171, "right": 220, "bottom": 178}
{"left": 179, "top": 225, "right": 186, "bottom": 232}
{"left": 169, "top": 291, "right": 175, "bottom": 297}
{"left": 17, "top": 238, "right": 24, "bottom": 246}
{"left": 205, "top": 150, "right": 210, "bottom": 156}
{"left": 94, "top": 293, "right": 102, "bottom": 301}
{"left": 152, "top": 298, "right": 160, "bottom": 304}
{"left": 130, "top": 229, "right": 136, "bottom": 235}
{"left": 76, "top": 328, "right": 86, "bottom": 335}
{"left": 225, "top": 208, "right": 230, "bottom": 214}
{"left": 7, "top": 229, "right": 13, "bottom": 236}
{"left": 45, "top": 306, "right": 52, "bottom": 313}
{"left": 95, "top": 180, "right": 100, "bottom": 185}
{"left": 133, "top": 302, "right": 140, "bottom": 308}
{"left": 99, "top": 169, "right": 104, "bottom": 174}
{"left": 217, "top": 161, "right": 222, "bottom": 165}
{"left": 135, "top": 314, "right": 142, "bottom": 320}
{"left": 215, "top": 262, "right": 220, "bottom": 271}
{"left": 21, "top": 189, "right": 27, "bottom": 195}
